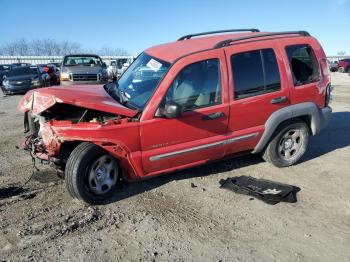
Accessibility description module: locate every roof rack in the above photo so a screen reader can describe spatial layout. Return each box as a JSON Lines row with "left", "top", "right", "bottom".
{"left": 214, "top": 31, "right": 310, "bottom": 48}
{"left": 177, "top": 29, "right": 260, "bottom": 41}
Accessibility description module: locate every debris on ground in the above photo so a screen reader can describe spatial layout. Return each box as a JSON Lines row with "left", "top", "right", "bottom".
{"left": 219, "top": 176, "right": 300, "bottom": 205}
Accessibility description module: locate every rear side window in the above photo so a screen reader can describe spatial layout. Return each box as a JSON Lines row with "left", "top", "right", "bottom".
{"left": 231, "top": 48, "right": 281, "bottom": 99}
{"left": 286, "top": 44, "right": 319, "bottom": 86}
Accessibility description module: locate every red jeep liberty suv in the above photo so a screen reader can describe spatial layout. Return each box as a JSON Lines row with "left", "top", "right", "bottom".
{"left": 19, "top": 29, "right": 332, "bottom": 204}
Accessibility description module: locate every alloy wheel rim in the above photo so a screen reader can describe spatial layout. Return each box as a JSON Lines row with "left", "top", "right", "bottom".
{"left": 88, "top": 155, "right": 118, "bottom": 195}
{"left": 278, "top": 129, "right": 303, "bottom": 160}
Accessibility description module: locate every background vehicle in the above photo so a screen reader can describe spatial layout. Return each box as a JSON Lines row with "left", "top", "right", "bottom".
{"left": 38, "top": 64, "right": 60, "bottom": 85}
{"left": 19, "top": 30, "right": 332, "bottom": 204}
{"left": 2, "top": 66, "right": 49, "bottom": 95}
{"left": 107, "top": 60, "right": 117, "bottom": 79}
{"left": 11, "top": 63, "right": 31, "bottom": 68}
{"left": 1, "top": 63, "right": 31, "bottom": 87}
{"left": 107, "top": 57, "right": 135, "bottom": 79}
{"left": 48, "top": 62, "right": 61, "bottom": 70}
{"left": 119, "top": 57, "right": 135, "bottom": 78}
{"left": 0, "top": 64, "right": 11, "bottom": 86}
{"left": 338, "top": 58, "right": 350, "bottom": 73}
{"left": 328, "top": 60, "right": 339, "bottom": 72}
{"left": 60, "top": 54, "right": 108, "bottom": 85}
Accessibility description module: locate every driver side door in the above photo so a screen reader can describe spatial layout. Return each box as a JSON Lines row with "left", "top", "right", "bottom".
{"left": 140, "top": 50, "right": 229, "bottom": 175}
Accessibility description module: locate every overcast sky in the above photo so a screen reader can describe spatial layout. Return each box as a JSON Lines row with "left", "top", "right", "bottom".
{"left": 0, "top": 0, "right": 349, "bottom": 55}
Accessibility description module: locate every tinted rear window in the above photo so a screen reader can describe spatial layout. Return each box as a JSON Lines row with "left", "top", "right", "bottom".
{"left": 231, "top": 48, "right": 281, "bottom": 99}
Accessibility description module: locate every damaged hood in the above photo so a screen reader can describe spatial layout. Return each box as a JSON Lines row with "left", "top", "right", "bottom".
{"left": 18, "top": 85, "right": 139, "bottom": 117}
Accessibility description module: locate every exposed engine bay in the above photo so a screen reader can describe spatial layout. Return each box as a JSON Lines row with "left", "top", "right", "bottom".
{"left": 37, "top": 103, "right": 122, "bottom": 124}
{"left": 22, "top": 103, "right": 136, "bottom": 170}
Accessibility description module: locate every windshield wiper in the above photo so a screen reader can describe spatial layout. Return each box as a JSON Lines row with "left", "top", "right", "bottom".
{"left": 104, "top": 83, "right": 140, "bottom": 111}
{"left": 104, "top": 82, "right": 122, "bottom": 103}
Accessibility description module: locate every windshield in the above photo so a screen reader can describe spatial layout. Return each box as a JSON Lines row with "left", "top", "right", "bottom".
{"left": 63, "top": 56, "right": 103, "bottom": 66}
{"left": 107, "top": 53, "right": 170, "bottom": 110}
{"left": 6, "top": 67, "right": 38, "bottom": 77}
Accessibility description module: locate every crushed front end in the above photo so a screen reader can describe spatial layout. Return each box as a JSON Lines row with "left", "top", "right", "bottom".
{"left": 18, "top": 86, "right": 140, "bottom": 176}
{"left": 22, "top": 110, "right": 62, "bottom": 164}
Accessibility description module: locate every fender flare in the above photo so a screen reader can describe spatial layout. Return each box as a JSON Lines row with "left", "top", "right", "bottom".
{"left": 253, "top": 102, "right": 332, "bottom": 153}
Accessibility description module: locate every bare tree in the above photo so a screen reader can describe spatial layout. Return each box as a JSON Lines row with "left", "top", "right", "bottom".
{"left": 60, "top": 40, "right": 82, "bottom": 55}
{"left": 15, "top": 39, "right": 29, "bottom": 56}
{"left": 1, "top": 42, "right": 17, "bottom": 55}
{"left": 98, "top": 46, "right": 130, "bottom": 56}
{"left": 0, "top": 39, "right": 128, "bottom": 56}
{"left": 30, "top": 39, "right": 44, "bottom": 55}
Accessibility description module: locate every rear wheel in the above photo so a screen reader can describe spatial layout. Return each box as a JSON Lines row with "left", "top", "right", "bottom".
{"left": 65, "top": 142, "right": 119, "bottom": 205}
{"left": 262, "top": 121, "right": 309, "bottom": 167}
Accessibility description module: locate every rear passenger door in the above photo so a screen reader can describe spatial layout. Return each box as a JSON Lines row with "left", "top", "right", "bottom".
{"left": 224, "top": 41, "right": 290, "bottom": 155}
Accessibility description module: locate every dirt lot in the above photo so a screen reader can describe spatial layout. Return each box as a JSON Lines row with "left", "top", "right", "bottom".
{"left": 0, "top": 72, "right": 349, "bottom": 262}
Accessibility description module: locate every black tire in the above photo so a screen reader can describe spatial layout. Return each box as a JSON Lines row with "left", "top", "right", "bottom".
{"left": 65, "top": 142, "right": 120, "bottom": 205}
{"left": 1, "top": 86, "right": 9, "bottom": 96}
{"left": 262, "top": 120, "right": 309, "bottom": 167}
{"left": 346, "top": 66, "right": 350, "bottom": 73}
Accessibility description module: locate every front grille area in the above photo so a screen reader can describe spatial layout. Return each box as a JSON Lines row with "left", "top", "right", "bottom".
{"left": 71, "top": 73, "right": 99, "bottom": 81}
{"left": 10, "top": 80, "right": 31, "bottom": 86}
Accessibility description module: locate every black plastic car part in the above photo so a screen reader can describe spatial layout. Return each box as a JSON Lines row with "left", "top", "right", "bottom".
{"left": 214, "top": 31, "right": 310, "bottom": 48}
{"left": 219, "top": 176, "right": 300, "bottom": 205}
{"left": 178, "top": 29, "right": 260, "bottom": 41}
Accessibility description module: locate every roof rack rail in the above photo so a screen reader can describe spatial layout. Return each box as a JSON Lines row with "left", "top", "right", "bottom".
{"left": 214, "top": 31, "right": 310, "bottom": 48}
{"left": 177, "top": 29, "right": 260, "bottom": 41}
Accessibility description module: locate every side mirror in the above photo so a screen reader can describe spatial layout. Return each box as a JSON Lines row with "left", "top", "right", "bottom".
{"left": 158, "top": 101, "right": 182, "bottom": 119}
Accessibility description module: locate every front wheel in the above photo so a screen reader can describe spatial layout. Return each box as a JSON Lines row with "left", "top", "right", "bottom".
{"left": 65, "top": 142, "right": 120, "bottom": 205}
{"left": 262, "top": 121, "right": 309, "bottom": 167}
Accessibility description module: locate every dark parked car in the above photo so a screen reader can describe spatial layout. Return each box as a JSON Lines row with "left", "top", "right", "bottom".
{"left": 0, "top": 64, "right": 11, "bottom": 85}
{"left": 1, "top": 66, "right": 50, "bottom": 95}
{"left": 0, "top": 63, "right": 31, "bottom": 86}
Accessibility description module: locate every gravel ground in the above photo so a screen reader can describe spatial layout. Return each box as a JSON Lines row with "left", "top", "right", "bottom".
{"left": 0, "top": 72, "right": 349, "bottom": 262}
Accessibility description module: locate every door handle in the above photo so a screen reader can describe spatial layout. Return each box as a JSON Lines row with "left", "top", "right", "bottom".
{"left": 270, "top": 96, "right": 288, "bottom": 104}
{"left": 202, "top": 111, "right": 224, "bottom": 120}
